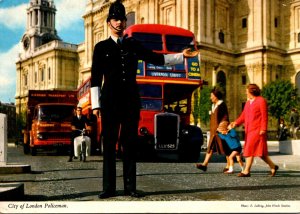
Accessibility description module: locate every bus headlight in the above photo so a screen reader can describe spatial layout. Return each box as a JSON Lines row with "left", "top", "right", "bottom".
{"left": 139, "top": 127, "right": 149, "bottom": 136}
{"left": 37, "top": 133, "right": 46, "bottom": 140}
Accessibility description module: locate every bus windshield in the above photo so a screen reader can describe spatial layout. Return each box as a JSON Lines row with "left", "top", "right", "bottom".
{"left": 139, "top": 84, "right": 163, "bottom": 111}
{"left": 132, "top": 33, "right": 163, "bottom": 51}
{"left": 132, "top": 32, "right": 194, "bottom": 52}
{"left": 38, "top": 105, "right": 74, "bottom": 122}
{"left": 165, "top": 35, "right": 194, "bottom": 52}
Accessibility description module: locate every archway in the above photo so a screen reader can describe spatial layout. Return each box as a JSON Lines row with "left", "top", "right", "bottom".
{"left": 126, "top": 12, "right": 135, "bottom": 28}
{"left": 216, "top": 70, "right": 226, "bottom": 99}
{"left": 295, "top": 71, "right": 300, "bottom": 96}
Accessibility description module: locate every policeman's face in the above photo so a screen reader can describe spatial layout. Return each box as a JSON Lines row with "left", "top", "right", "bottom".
{"left": 108, "top": 18, "right": 126, "bottom": 36}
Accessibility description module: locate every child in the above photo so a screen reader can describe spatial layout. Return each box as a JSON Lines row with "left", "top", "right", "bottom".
{"left": 217, "top": 121, "right": 244, "bottom": 174}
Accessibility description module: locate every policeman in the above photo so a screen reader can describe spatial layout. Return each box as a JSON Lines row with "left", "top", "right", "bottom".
{"left": 91, "top": 0, "right": 199, "bottom": 199}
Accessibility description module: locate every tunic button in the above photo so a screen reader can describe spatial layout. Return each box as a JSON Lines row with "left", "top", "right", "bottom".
{"left": 123, "top": 79, "right": 126, "bottom": 81}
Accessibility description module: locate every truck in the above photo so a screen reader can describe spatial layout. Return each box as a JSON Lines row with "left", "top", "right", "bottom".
{"left": 23, "top": 90, "right": 78, "bottom": 155}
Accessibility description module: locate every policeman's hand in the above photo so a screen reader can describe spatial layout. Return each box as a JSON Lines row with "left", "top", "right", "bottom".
{"left": 93, "top": 109, "right": 100, "bottom": 117}
{"left": 183, "top": 48, "right": 200, "bottom": 58}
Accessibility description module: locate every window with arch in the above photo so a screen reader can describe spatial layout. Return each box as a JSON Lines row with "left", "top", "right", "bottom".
{"left": 23, "top": 74, "right": 28, "bottom": 86}
{"left": 295, "top": 72, "right": 300, "bottom": 96}
{"left": 242, "top": 75, "right": 247, "bottom": 85}
{"left": 242, "top": 17, "right": 247, "bottom": 28}
{"left": 298, "top": 33, "right": 300, "bottom": 43}
{"left": 216, "top": 70, "right": 226, "bottom": 97}
{"left": 126, "top": 12, "right": 135, "bottom": 28}
{"left": 219, "top": 30, "right": 225, "bottom": 43}
{"left": 48, "top": 67, "right": 51, "bottom": 80}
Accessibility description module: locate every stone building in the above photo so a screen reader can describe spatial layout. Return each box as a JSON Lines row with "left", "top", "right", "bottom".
{"left": 16, "top": 0, "right": 300, "bottom": 125}
{"left": 80, "top": 0, "right": 300, "bottom": 123}
{"left": 15, "top": 0, "right": 78, "bottom": 120}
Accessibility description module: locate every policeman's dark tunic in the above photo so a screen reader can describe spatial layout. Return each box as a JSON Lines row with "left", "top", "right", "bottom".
{"left": 91, "top": 37, "right": 165, "bottom": 193}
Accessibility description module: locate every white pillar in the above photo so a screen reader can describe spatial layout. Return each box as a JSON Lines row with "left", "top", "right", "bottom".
{"left": 0, "top": 113, "right": 7, "bottom": 165}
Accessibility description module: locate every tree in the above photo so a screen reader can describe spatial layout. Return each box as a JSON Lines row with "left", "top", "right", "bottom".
{"left": 199, "top": 86, "right": 212, "bottom": 126}
{"left": 261, "top": 80, "right": 298, "bottom": 125}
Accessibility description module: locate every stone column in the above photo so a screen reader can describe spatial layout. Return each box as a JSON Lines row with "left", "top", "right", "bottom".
{"left": 0, "top": 114, "right": 7, "bottom": 165}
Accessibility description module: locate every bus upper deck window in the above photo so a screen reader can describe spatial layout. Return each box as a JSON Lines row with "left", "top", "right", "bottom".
{"left": 132, "top": 33, "right": 163, "bottom": 51}
{"left": 165, "top": 35, "right": 194, "bottom": 52}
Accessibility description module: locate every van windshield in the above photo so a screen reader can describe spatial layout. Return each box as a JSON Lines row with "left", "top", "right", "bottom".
{"left": 38, "top": 105, "right": 74, "bottom": 122}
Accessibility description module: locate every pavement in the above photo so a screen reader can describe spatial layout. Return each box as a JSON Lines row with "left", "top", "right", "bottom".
{"left": 0, "top": 141, "right": 300, "bottom": 202}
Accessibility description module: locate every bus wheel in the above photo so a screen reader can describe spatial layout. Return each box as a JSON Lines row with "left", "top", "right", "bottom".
{"left": 30, "top": 147, "right": 37, "bottom": 156}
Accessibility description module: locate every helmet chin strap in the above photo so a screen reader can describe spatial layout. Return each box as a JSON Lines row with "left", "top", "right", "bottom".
{"left": 109, "top": 21, "right": 124, "bottom": 35}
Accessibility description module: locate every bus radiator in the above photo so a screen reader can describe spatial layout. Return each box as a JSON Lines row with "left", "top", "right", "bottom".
{"left": 154, "top": 113, "right": 179, "bottom": 150}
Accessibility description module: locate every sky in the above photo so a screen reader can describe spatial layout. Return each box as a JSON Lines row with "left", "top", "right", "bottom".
{"left": 0, "top": 0, "right": 86, "bottom": 103}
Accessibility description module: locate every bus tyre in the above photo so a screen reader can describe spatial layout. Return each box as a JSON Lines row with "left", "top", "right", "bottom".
{"left": 179, "top": 125, "right": 203, "bottom": 162}
{"left": 30, "top": 147, "right": 37, "bottom": 156}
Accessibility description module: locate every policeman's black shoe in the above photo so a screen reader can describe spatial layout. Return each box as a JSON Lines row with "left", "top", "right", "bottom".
{"left": 124, "top": 190, "right": 143, "bottom": 198}
{"left": 73, "top": 156, "right": 78, "bottom": 159}
{"left": 67, "top": 157, "right": 72, "bottom": 162}
{"left": 98, "top": 191, "right": 116, "bottom": 199}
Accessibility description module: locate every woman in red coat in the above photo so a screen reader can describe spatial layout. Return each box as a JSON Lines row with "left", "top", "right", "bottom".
{"left": 231, "top": 84, "right": 278, "bottom": 177}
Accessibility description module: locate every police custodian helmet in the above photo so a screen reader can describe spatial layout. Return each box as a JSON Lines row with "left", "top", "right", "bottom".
{"left": 107, "top": 0, "right": 127, "bottom": 22}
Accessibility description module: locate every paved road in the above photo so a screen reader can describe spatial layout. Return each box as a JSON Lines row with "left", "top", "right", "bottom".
{"left": 0, "top": 144, "right": 300, "bottom": 213}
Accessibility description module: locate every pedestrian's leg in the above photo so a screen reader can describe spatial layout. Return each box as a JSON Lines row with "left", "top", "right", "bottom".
{"left": 68, "top": 132, "right": 75, "bottom": 162}
{"left": 261, "top": 155, "right": 278, "bottom": 176}
{"left": 195, "top": 150, "right": 213, "bottom": 172}
{"left": 225, "top": 155, "right": 230, "bottom": 169}
{"left": 241, "top": 156, "right": 253, "bottom": 175}
{"left": 236, "top": 154, "right": 244, "bottom": 171}
{"left": 202, "top": 150, "right": 213, "bottom": 166}
{"left": 224, "top": 152, "right": 235, "bottom": 173}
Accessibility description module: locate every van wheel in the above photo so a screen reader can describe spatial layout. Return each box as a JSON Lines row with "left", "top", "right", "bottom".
{"left": 29, "top": 135, "right": 37, "bottom": 156}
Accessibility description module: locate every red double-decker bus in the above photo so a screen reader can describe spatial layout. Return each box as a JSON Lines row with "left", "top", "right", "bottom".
{"left": 78, "top": 24, "right": 204, "bottom": 160}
